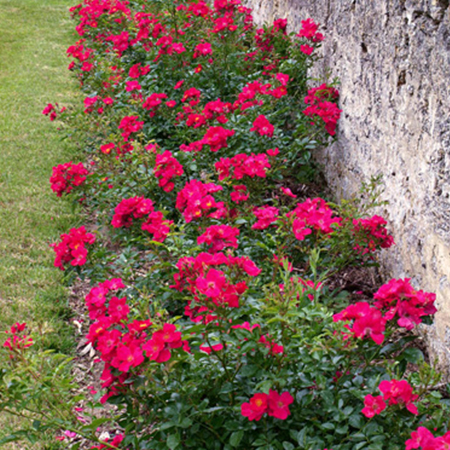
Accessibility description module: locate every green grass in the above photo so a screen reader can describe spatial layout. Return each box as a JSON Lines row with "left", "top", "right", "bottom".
{"left": 0, "top": 0, "right": 81, "bottom": 446}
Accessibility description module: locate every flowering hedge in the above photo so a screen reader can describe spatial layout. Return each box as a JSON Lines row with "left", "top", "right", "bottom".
{"left": 1, "top": 1, "right": 450, "bottom": 449}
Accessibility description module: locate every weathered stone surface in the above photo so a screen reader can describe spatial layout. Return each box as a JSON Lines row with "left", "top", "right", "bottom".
{"left": 246, "top": 0, "right": 450, "bottom": 374}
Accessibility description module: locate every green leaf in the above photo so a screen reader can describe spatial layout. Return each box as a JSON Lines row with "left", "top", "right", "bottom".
{"left": 401, "top": 347, "right": 424, "bottom": 363}
{"left": 160, "top": 421, "right": 175, "bottom": 431}
{"left": 351, "top": 433, "right": 366, "bottom": 440}
{"left": 180, "top": 418, "right": 192, "bottom": 428}
{"left": 86, "top": 417, "right": 112, "bottom": 430}
{"left": 203, "top": 406, "right": 225, "bottom": 414}
{"left": 297, "top": 428, "right": 307, "bottom": 446}
{"left": 0, "top": 435, "right": 19, "bottom": 446}
{"left": 230, "top": 430, "right": 244, "bottom": 447}
{"left": 257, "top": 380, "right": 272, "bottom": 394}
{"left": 336, "top": 425, "right": 349, "bottom": 435}
{"left": 167, "top": 433, "right": 180, "bottom": 450}
{"left": 219, "top": 384, "right": 234, "bottom": 395}
{"left": 240, "top": 365, "right": 258, "bottom": 377}
{"left": 282, "top": 442, "right": 295, "bottom": 450}
{"left": 25, "top": 432, "right": 37, "bottom": 445}
{"left": 380, "top": 343, "right": 395, "bottom": 355}
{"left": 349, "top": 413, "right": 363, "bottom": 429}
{"left": 364, "top": 421, "right": 380, "bottom": 436}
{"left": 342, "top": 406, "right": 354, "bottom": 416}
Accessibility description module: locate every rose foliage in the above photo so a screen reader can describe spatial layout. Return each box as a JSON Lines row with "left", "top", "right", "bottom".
{"left": 1, "top": 1, "right": 449, "bottom": 450}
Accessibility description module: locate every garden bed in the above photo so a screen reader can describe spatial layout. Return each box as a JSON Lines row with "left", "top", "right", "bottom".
{"left": 2, "top": 1, "right": 449, "bottom": 449}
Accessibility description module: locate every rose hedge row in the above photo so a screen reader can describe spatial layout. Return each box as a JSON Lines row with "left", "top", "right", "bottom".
{"left": 2, "top": 1, "right": 450, "bottom": 450}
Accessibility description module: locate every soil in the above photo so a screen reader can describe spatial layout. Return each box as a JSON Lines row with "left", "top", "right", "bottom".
{"left": 68, "top": 278, "right": 120, "bottom": 449}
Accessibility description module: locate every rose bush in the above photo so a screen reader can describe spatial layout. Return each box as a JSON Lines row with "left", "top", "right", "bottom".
{"left": 1, "top": 0, "right": 449, "bottom": 449}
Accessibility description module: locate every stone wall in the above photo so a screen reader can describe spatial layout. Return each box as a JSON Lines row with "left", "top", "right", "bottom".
{"left": 246, "top": 0, "right": 450, "bottom": 373}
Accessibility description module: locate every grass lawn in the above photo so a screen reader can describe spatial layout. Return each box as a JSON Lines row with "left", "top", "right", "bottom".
{"left": 0, "top": 0, "right": 80, "bottom": 446}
